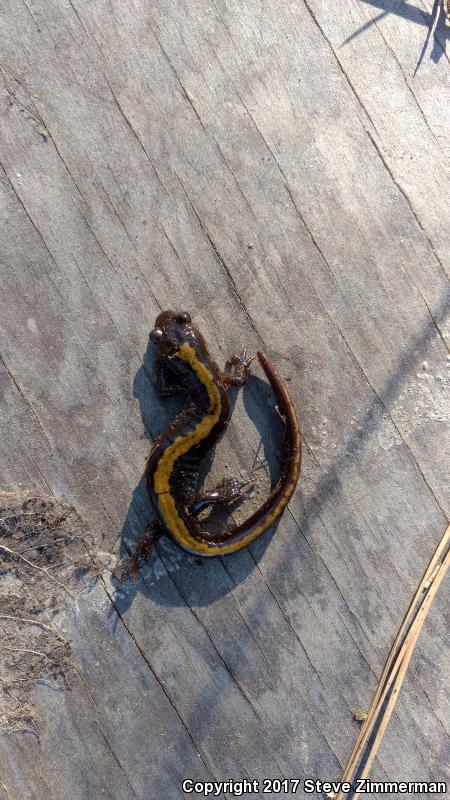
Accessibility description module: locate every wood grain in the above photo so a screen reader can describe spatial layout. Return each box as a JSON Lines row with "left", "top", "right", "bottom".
{"left": 0, "top": 0, "right": 448, "bottom": 797}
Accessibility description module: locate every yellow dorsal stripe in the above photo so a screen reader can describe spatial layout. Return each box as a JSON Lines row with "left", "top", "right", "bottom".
{"left": 153, "top": 343, "right": 223, "bottom": 551}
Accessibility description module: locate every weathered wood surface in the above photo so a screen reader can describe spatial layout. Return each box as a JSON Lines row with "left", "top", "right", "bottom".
{"left": 0, "top": 0, "right": 449, "bottom": 797}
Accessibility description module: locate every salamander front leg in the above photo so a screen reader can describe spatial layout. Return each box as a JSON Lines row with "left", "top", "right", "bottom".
{"left": 190, "top": 477, "right": 254, "bottom": 516}
{"left": 155, "top": 358, "right": 189, "bottom": 395}
{"left": 222, "top": 348, "right": 255, "bottom": 389}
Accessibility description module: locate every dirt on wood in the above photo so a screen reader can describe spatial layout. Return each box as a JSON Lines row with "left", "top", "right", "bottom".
{"left": 0, "top": 492, "right": 94, "bottom": 734}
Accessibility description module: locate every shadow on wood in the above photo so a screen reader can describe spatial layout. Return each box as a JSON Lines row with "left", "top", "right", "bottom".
{"left": 294, "top": 290, "right": 449, "bottom": 542}
{"left": 341, "top": 0, "right": 449, "bottom": 72}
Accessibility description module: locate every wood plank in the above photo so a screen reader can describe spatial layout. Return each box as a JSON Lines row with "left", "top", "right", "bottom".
{"left": 0, "top": 0, "right": 448, "bottom": 797}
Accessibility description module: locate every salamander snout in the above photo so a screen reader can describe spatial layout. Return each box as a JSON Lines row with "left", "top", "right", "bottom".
{"left": 149, "top": 310, "right": 193, "bottom": 352}
{"left": 154, "top": 310, "right": 191, "bottom": 328}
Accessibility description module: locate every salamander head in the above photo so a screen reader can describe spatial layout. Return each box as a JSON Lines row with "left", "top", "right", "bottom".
{"left": 150, "top": 310, "right": 209, "bottom": 363}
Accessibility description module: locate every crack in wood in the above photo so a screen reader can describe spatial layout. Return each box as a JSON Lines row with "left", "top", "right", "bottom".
{"left": 100, "top": 577, "right": 218, "bottom": 785}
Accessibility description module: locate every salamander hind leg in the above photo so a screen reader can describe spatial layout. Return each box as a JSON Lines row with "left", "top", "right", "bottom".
{"left": 114, "top": 520, "right": 163, "bottom": 582}
{"left": 190, "top": 477, "right": 254, "bottom": 516}
{"left": 222, "top": 348, "right": 255, "bottom": 388}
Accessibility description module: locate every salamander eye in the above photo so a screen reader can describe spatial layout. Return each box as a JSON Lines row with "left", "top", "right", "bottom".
{"left": 150, "top": 328, "right": 163, "bottom": 342}
{"left": 176, "top": 312, "right": 191, "bottom": 324}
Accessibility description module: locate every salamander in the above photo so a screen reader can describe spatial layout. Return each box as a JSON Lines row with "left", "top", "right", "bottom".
{"left": 119, "top": 310, "right": 301, "bottom": 575}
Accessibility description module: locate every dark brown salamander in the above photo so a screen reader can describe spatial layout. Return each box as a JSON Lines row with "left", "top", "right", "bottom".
{"left": 120, "top": 311, "right": 301, "bottom": 573}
